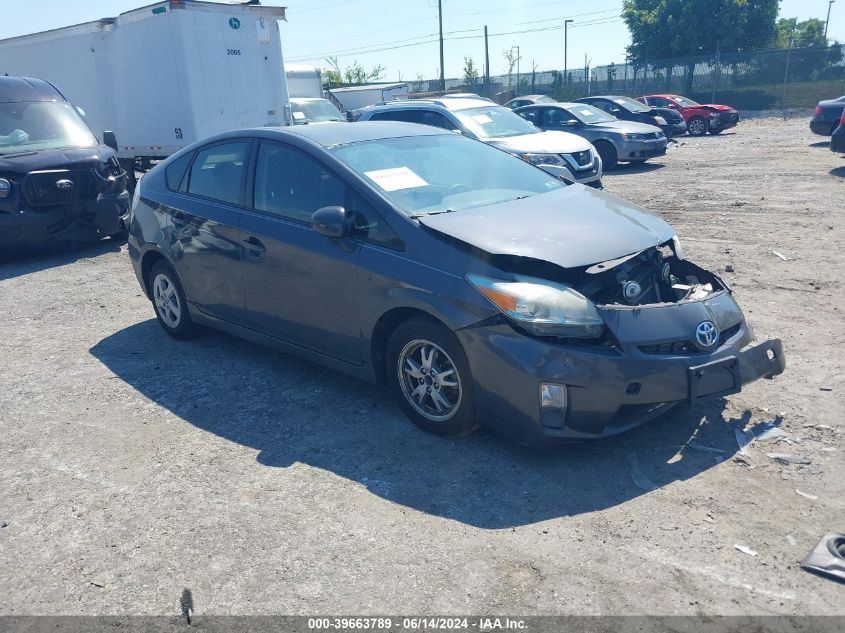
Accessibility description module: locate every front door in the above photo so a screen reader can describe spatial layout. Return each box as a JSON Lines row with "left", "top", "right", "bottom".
{"left": 238, "top": 140, "right": 363, "bottom": 363}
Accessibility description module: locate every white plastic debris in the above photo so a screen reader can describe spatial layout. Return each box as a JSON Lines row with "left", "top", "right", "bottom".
{"left": 735, "top": 544, "right": 758, "bottom": 557}
{"left": 756, "top": 426, "right": 788, "bottom": 442}
{"left": 735, "top": 427, "right": 754, "bottom": 455}
{"left": 787, "top": 534, "right": 797, "bottom": 546}
{"left": 795, "top": 489, "right": 818, "bottom": 500}
{"left": 767, "top": 453, "right": 812, "bottom": 465}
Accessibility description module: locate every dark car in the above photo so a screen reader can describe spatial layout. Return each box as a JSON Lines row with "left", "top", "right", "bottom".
{"left": 574, "top": 95, "right": 687, "bottom": 138}
{"left": 128, "top": 121, "right": 785, "bottom": 446}
{"left": 0, "top": 76, "right": 129, "bottom": 251}
{"left": 831, "top": 110, "right": 845, "bottom": 154}
{"left": 516, "top": 102, "right": 666, "bottom": 170}
{"left": 640, "top": 94, "right": 740, "bottom": 136}
{"left": 811, "top": 95, "right": 845, "bottom": 136}
{"left": 503, "top": 94, "right": 556, "bottom": 110}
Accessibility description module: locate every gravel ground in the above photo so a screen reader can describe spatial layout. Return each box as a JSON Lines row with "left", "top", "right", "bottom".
{"left": 0, "top": 117, "right": 843, "bottom": 616}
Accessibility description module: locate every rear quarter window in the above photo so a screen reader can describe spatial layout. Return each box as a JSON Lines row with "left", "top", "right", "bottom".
{"left": 165, "top": 152, "right": 193, "bottom": 191}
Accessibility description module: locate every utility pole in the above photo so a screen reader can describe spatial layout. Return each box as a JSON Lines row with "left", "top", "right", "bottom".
{"left": 564, "top": 19, "right": 574, "bottom": 94}
{"left": 516, "top": 46, "right": 520, "bottom": 96}
{"left": 484, "top": 25, "right": 490, "bottom": 98}
{"left": 825, "top": 0, "right": 835, "bottom": 39}
{"left": 438, "top": 0, "right": 445, "bottom": 91}
{"left": 781, "top": 37, "right": 793, "bottom": 110}
{"left": 711, "top": 39, "right": 721, "bottom": 103}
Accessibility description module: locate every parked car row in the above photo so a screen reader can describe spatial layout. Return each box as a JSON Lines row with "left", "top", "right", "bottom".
{"left": 810, "top": 95, "right": 845, "bottom": 156}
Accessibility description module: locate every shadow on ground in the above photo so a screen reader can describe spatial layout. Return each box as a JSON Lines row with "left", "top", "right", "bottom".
{"left": 0, "top": 237, "right": 123, "bottom": 281}
{"left": 91, "top": 319, "right": 743, "bottom": 529}
{"left": 809, "top": 141, "right": 831, "bottom": 148}
{"left": 830, "top": 165, "right": 845, "bottom": 178}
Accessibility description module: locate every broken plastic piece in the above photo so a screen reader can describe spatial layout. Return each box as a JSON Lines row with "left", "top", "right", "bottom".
{"left": 801, "top": 533, "right": 845, "bottom": 583}
{"left": 756, "top": 426, "right": 788, "bottom": 442}
{"left": 796, "top": 489, "right": 818, "bottom": 501}
{"left": 627, "top": 452, "right": 657, "bottom": 491}
{"left": 735, "top": 427, "right": 754, "bottom": 455}
{"left": 735, "top": 544, "right": 758, "bottom": 557}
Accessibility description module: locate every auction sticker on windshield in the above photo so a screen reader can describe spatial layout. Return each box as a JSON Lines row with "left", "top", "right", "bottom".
{"left": 472, "top": 114, "right": 493, "bottom": 124}
{"left": 364, "top": 167, "right": 428, "bottom": 191}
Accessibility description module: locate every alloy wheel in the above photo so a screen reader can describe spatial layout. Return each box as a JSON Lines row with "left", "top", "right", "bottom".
{"left": 153, "top": 272, "right": 182, "bottom": 329}
{"left": 397, "top": 339, "right": 462, "bottom": 422}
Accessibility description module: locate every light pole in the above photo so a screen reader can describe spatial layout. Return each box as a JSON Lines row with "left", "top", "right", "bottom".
{"left": 564, "top": 19, "right": 574, "bottom": 93}
{"left": 438, "top": 0, "right": 445, "bottom": 91}
{"left": 825, "top": 0, "right": 835, "bottom": 39}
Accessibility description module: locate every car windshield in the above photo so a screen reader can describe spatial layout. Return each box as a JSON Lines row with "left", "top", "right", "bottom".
{"left": 611, "top": 96, "right": 651, "bottom": 113}
{"left": 673, "top": 96, "right": 701, "bottom": 107}
{"left": 331, "top": 133, "right": 563, "bottom": 216}
{"left": 453, "top": 105, "right": 539, "bottom": 139}
{"left": 566, "top": 104, "right": 616, "bottom": 124}
{"left": 291, "top": 99, "right": 344, "bottom": 124}
{"left": 0, "top": 101, "right": 97, "bottom": 155}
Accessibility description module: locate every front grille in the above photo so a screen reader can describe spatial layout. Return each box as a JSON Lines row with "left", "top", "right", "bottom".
{"left": 638, "top": 323, "right": 741, "bottom": 356}
{"left": 22, "top": 170, "right": 97, "bottom": 207}
{"left": 571, "top": 150, "right": 592, "bottom": 167}
{"left": 645, "top": 132, "right": 662, "bottom": 139}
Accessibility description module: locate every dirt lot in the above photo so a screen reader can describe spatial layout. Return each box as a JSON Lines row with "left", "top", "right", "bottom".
{"left": 0, "top": 117, "right": 843, "bottom": 617}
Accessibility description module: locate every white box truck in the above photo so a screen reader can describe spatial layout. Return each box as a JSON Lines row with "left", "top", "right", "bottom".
{"left": 0, "top": 0, "right": 290, "bottom": 176}
{"left": 285, "top": 63, "right": 323, "bottom": 99}
{"left": 327, "top": 82, "right": 409, "bottom": 113}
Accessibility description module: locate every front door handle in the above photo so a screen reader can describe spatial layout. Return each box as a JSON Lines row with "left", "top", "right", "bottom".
{"left": 242, "top": 236, "right": 266, "bottom": 262}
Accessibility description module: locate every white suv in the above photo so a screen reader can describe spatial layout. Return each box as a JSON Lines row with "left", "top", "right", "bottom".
{"left": 355, "top": 97, "right": 603, "bottom": 188}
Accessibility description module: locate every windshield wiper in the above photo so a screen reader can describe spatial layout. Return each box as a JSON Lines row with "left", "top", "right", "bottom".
{"left": 409, "top": 208, "right": 457, "bottom": 219}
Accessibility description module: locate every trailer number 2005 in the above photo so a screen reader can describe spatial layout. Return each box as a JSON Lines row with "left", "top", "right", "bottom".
{"left": 227, "top": 49, "right": 241, "bottom": 55}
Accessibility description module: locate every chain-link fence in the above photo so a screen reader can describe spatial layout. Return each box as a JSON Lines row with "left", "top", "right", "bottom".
{"left": 411, "top": 43, "right": 845, "bottom": 110}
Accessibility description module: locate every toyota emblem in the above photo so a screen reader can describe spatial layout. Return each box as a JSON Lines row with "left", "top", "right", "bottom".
{"left": 695, "top": 321, "right": 719, "bottom": 349}
{"left": 55, "top": 179, "right": 74, "bottom": 190}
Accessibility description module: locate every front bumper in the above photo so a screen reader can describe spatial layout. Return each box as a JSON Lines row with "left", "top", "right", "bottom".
{"left": 621, "top": 139, "right": 668, "bottom": 161}
{"left": 712, "top": 114, "right": 739, "bottom": 131}
{"left": 0, "top": 191, "right": 130, "bottom": 248}
{"left": 457, "top": 298, "right": 785, "bottom": 446}
{"left": 661, "top": 122, "right": 688, "bottom": 138}
{"left": 830, "top": 124, "right": 845, "bottom": 153}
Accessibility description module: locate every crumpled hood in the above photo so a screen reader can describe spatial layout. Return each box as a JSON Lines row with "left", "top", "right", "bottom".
{"left": 418, "top": 185, "right": 676, "bottom": 269}
{"left": 592, "top": 120, "right": 662, "bottom": 134}
{"left": 701, "top": 103, "right": 737, "bottom": 113}
{"left": 0, "top": 145, "right": 112, "bottom": 174}
{"left": 487, "top": 130, "right": 592, "bottom": 154}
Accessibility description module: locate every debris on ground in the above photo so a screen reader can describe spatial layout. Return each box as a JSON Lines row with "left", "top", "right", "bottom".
{"left": 787, "top": 534, "right": 798, "bottom": 546}
{"left": 627, "top": 452, "right": 657, "bottom": 492}
{"left": 1, "top": 520, "right": 9, "bottom": 528}
{"left": 801, "top": 533, "right": 845, "bottom": 583}
{"left": 735, "top": 544, "right": 759, "bottom": 557}
{"left": 767, "top": 453, "right": 812, "bottom": 465}
{"left": 819, "top": 386, "right": 833, "bottom": 392}
{"left": 756, "top": 426, "right": 788, "bottom": 443}
{"left": 735, "top": 427, "right": 754, "bottom": 454}
{"left": 795, "top": 489, "right": 818, "bottom": 500}
{"left": 771, "top": 250, "right": 791, "bottom": 261}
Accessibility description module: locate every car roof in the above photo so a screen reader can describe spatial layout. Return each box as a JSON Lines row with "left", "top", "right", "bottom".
{"left": 365, "top": 97, "right": 493, "bottom": 112}
{"left": 0, "top": 76, "right": 66, "bottom": 104}
{"left": 224, "top": 121, "right": 448, "bottom": 148}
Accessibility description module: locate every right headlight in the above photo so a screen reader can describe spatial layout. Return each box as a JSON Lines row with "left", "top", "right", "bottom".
{"left": 0, "top": 177, "right": 10, "bottom": 198}
{"left": 467, "top": 273, "right": 604, "bottom": 338}
{"left": 520, "top": 153, "right": 565, "bottom": 166}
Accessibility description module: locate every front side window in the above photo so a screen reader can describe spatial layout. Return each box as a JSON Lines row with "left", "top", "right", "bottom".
{"left": 331, "top": 133, "right": 563, "bottom": 217}
{"left": 418, "top": 111, "right": 459, "bottom": 131}
{"left": 253, "top": 142, "right": 344, "bottom": 223}
{"left": 186, "top": 141, "right": 249, "bottom": 205}
{"left": 0, "top": 101, "right": 97, "bottom": 155}
{"left": 452, "top": 106, "right": 538, "bottom": 139}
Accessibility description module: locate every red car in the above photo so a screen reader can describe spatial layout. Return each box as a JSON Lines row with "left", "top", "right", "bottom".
{"left": 638, "top": 94, "right": 740, "bottom": 136}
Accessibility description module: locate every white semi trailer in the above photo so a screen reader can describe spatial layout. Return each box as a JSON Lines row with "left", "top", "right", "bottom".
{"left": 0, "top": 0, "right": 290, "bottom": 178}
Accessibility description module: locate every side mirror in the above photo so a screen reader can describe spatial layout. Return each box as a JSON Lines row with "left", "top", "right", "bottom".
{"left": 103, "top": 130, "right": 118, "bottom": 152}
{"left": 565, "top": 119, "right": 581, "bottom": 128}
{"left": 312, "top": 205, "right": 348, "bottom": 238}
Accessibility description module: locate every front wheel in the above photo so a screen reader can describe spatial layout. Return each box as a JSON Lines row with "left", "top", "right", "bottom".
{"left": 149, "top": 260, "right": 197, "bottom": 339}
{"left": 688, "top": 116, "right": 709, "bottom": 136}
{"left": 386, "top": 317, "right": 478, "bottom": 437}
{"left": 594, "top": 141, "right": 618, "bottom": 171}
{"left": 709, "top": 127, "right": 723, "bottom": 135}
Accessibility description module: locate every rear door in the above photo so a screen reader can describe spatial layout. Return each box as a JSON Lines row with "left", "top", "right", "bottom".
{"left": 167, "top": 139, "right": 251, "bottom": 325}
{"left": 238, "top": 140, "right": 363, "bottom": 363}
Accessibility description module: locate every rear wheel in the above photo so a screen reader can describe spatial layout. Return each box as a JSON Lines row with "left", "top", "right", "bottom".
{"left": 594, "top": 140, "right": 618, "bottom": 171}
{"left": 688, "top": 116, "right": 708, "bottom": 136}
{"left": 386, "top": 317, "right": 478, "bottom": 437}
{"left": 149, "top": 260, "right": 196, "bottom": 339}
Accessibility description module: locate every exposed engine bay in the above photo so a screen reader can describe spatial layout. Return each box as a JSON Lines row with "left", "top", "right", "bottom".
{"left": 489, "top": 240, "right": 728, "bottom": 308}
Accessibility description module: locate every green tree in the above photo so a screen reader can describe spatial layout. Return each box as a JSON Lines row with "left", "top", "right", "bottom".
{"left": 502, "top": 48, "right": 521, "bottom": 87}
{"left": 324, "top": 56, "right": 385, "bottom": 86}
{"left": 622, "top": 0, "right": 780, "bottom": 91}
{"left": 774, "top": 17, "right": 827, "bottom": 47}
{"left": 463, "top": 56, "right": 479, "bottom": 85}
{"left": 771, "top": 18, "right": 843, "bottom": 79}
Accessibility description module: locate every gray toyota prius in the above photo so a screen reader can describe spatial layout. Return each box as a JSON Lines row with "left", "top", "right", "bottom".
{"left": 127, "top": 121, "right": 785, "bottom": 446}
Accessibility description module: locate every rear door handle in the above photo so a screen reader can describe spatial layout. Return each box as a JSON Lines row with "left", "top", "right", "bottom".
{"left": 242, "top": 236, "right": 266, "bottom": 262}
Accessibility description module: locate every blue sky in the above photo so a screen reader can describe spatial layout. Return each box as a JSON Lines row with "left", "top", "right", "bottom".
{"left": 1, "top": 0, "right": 842, "bottom": 80}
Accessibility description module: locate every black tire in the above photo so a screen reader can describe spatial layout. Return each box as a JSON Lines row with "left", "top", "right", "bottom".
{"left": 687, "top": 116, "right": 709, "bottom": 136}
{"left": 709, "top": 127, "right": 723, "bottom": 135}
{"left": 148, "top": 260, "right": 197, "bottom": 339}
{"left": 386, "top": 316, "right": 478, "bottom": 437}
{"left": 594, "top": 141, "right": 618, "bottom": 171}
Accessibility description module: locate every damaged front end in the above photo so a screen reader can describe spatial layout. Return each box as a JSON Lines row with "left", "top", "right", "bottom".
{"left": 460, "top": 238, "right": 785, "bottom": 443}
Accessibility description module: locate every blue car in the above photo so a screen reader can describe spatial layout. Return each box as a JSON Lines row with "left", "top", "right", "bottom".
{"left": 128, "top": 121, "right": 785, "bottom": 446}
